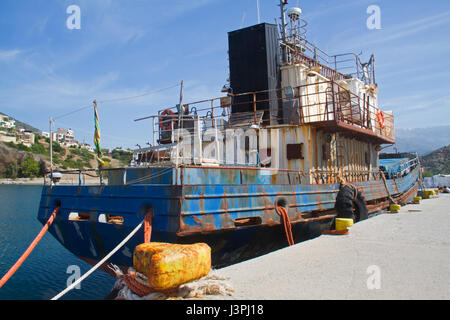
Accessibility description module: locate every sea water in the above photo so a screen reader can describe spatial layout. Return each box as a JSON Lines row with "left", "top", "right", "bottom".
{"left": 0, "top": 185, "right": 115, "bottom": 300}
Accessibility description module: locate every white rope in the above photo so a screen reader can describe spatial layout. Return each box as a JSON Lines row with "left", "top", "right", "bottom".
{"left": 114, "top": 269, "right": 234, "bottom": 300}
{"left": 51, "top": 221, "right": 144, "bottom": 300}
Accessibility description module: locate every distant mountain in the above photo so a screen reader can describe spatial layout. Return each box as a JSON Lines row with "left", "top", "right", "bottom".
{"left": 0, "top": 112, "right": 41, "bottom": 134}
{"left": 383, "top": 126, "right": 450, "bottom": 156}
{"left": 420, "top": 145, "right": 450, "bottom": 175}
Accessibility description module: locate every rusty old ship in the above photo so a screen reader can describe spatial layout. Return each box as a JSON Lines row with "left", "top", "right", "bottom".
{"left": 37, "top": 2, "right": 420, "bottom": 271}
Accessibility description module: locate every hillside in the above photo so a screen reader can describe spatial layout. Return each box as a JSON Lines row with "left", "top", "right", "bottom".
{"left": 420, "top": 145, "right": 450, "bottom": 176}
{"left": 0, "top": 137, "right": 132, "bottom": 179}
{"left": 0, "top": 112, "right": 41, "bottom": 134}
{"left": 0, "top": 113, "right": 133, "bottom": 179}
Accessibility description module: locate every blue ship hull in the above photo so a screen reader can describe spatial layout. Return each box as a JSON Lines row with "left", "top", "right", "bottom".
{"left": 37, "top": 165, "right": 419, "bottom": 271}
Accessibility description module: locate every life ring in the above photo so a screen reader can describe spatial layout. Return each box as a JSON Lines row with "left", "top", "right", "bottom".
{"left": 376, "top": 110, "right": 385, "bottom": 128}
{"left": 159, "top": 109, "right": 175, "bottom": 131}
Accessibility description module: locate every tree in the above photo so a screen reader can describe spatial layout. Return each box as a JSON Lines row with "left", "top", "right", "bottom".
{"left": 19, "top": 155, "right": 40, "bottom": 178}
{"left": 4, "top": 160, "right": 19, "bottom": 179}
{"left": 39, "top": 159, "right": 47, "bottom": 176}
{"left": 31, "top": 141, "right": 46, "bottom": 155}
{"left": 422, "top": 171, "right": 434, "bottom": 178}
{"left": 52, "top": 141, "right": 63, "bottom": 154}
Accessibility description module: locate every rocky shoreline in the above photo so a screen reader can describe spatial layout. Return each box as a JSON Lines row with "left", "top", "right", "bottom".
{"left": 0, "top": 178, "right": 45, "bottom": 185}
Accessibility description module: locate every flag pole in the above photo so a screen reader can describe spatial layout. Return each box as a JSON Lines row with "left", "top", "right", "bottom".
{"left": 93, "top": 100, "right": 103, "bottom": 185}
{"left": 49, "top": 116, "right": 53, "bottom": 185}
{"left": 175, "top": 80, "right": 184, "bottom": 171}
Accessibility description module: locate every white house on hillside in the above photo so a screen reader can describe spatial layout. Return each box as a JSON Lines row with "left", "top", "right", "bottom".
{"left": 16, "top": 130, "right": 35, "bottom": 147}
{"left": 52, "top": 128, "right": 79, "bottom": 147}
{"left": 0, "top": 115, "right": 16, "bottom": 129}
{"left": 81, "top": 144, "right": 95, "bottom": 152}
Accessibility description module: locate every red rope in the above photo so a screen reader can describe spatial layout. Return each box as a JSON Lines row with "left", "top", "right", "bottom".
{"left": 122, "top": 271, "right": 177, "bottom": 297}
{"left": 144, "top": 213, "right": 152, "bottom": 243}
{"left": 277, "top": 206, "right": 294, "bottom": 246}
{"left": 123, "top": 213, "right": 157, "bottom": 297}
{"left": 0, "top": 207, "right": 60, "bottom": 288}
{"left": 123, "top": 274, "right": 155, "bottom": 297}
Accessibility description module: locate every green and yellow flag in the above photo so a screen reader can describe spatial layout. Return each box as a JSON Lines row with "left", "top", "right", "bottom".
{"left": 93, "top": 100, "right": 107, "bottom": 166}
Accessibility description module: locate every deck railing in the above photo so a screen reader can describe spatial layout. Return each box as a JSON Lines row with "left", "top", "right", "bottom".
{"left": 44, "top": 154, "right": 419, "bottom": 187}
{"left": 296, "top": 80, "right": 395, "bottom": 141}
{"left": 283, "top": 30, "right": 376, "bottom": 85}
{"left": 44, "top": 158, "right": 419, "bottom": 187}
{"left": 149, "top": 79, "right": 394, "bottom": 153}
{"left": 44, "top": 167, "right": 382, "bottom": 186}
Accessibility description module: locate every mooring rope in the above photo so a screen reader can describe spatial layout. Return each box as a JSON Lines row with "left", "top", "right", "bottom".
{"left": 276, "top": 206, "right": 294, "bottom": 246}
{"left": 380, "top": 171, "right": 398, "bottom": 204}
{"left": 51, "top": 221, "right": 144, "bottom": 300}
{"left": 112, "top": 268, "right": 234, "bottom": 300}
{"left": 0, "top": 207, "right": 60, "bottom": 289}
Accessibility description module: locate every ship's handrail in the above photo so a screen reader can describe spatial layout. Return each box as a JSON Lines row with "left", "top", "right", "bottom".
{"left": 295, "top": 80, "right": 394, "bottom": 141}
{"left": 150, "top": 79, "right": 394, "bottom": 152}
{"left": 380, "top": 157, "right": 420, "bottom": 179}
{"left": 311, "top": 169, "right": 382, "bottom": 184}
{"left": 44, "top": 166, "right": 407, "bottom": 186}
{"left": 283, "top": 29, "right": 375, "bottom": 84}
{"left": 44, "top": 166, "right": 174, "bottom": 186}
{"left": 44, "top": 154, "right": 420, "bottom": 187}
{"left": 280, "top": 42, "right": 346, "bottom": 81}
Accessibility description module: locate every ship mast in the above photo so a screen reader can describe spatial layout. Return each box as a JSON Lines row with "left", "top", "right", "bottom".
{"left": 280, "top": 0, "right": 288, "bottom": 64}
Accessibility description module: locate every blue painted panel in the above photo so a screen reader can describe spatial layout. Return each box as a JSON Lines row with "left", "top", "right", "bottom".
{"left": 37, "top": 164, "right": 419, "bottom": 271}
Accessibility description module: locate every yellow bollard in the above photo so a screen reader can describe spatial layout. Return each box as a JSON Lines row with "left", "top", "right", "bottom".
{"left": 413, "top": 196, "right": 422, "bottom": 204}
{"left": 424, "top": 190, "right": 432, "bottom": 199}
{"left": 323, "top": 218, "right": 353, "bottom": 235}
{"left": 133, "top": 242, "right": 211, "bottom": 291}
{"left": 335, "top": 218, "right": 354, "bottom": 232}
{"left": 390, "top": 204, "right": 401, "bottom": 213}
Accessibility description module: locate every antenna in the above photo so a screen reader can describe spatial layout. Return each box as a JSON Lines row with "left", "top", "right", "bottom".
{"left": 240, "top": 11, "right": 246, "bottom": 28}
{"left": 280, "top": 0, "right": 288, "bottom": 64}
{"left": 256, "top": 0, "right": 260, "bottom": 24}
{"left": 283, "top": 4, "right": 308, "bottom": 65}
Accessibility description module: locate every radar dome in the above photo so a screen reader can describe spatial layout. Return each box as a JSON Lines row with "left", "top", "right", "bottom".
{"left": 287, "top": 7, "right": 302, "bottom": 21}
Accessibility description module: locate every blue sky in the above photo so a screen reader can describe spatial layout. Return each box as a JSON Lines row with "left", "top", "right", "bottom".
{"left": 0, "top": 0, "right": 449, "bottom": 149}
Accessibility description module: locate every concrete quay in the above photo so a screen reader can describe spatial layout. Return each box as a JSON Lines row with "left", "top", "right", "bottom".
{"left": 220, "top": 194, "right": 450, "bottom": 300}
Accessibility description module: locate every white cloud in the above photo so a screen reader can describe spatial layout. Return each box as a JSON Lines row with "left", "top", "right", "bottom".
{"left": 335, "top": 10, "right": 450, "bottom": 49}
{"left": 306, "top": 0, "right": 373, "bottom": 21}
{"left": 383, "top": 89, "right": 450, "bottom": 113}
{"left": 0, "top": 49, "right": 21, "bottom": 62}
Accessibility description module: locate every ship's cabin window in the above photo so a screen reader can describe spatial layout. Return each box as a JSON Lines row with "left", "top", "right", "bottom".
{"left": 68, "top": 212, "right": 90, "bottom": 221}
{"left": 98, "top": 214, "right": 124, "bottom": 225}
{"left": 286, "top": 143, "right": 304, "bottom": 160}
